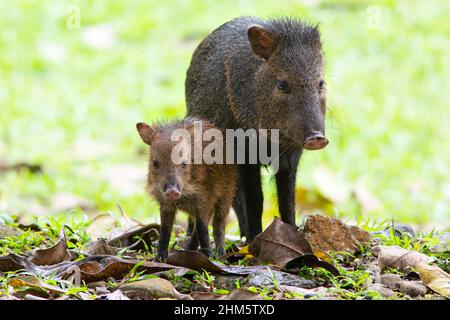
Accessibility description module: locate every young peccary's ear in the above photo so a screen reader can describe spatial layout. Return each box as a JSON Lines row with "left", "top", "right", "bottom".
{"left": 136, "top": 122, "right": 155, "bottom": 145}
{"left": 247, "top": 25, "right": 276, "bottom": 60}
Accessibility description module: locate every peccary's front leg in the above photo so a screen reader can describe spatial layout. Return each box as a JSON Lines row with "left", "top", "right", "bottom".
{"left": 275, "top": 149, "right": 301, "bottom": 226}
{"left": 212, "top": 202, "right": 229, "bottom": 257}
{"left": 157, "top": 205, "right": 176, "bottom": 262}
{"left": 242, "top": 164, "right": 263, "bottom": 242}
{"left": 195, "top": 215, "right": 211, "bottom": 257}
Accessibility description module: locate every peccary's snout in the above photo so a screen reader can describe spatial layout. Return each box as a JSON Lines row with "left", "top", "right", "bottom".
{"left": 303, "top": 132, "right": 329, "bottom": 150}
{"left": 163, "top": 182, "right": 182, "bottom": 201}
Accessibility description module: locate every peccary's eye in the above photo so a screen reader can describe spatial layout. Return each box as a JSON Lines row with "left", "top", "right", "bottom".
{"left": 276, "top": 80, "right": 290, "bottom": 93}
{"left": 319, "top": 80, "right": 326, "bottom": 90}
{"left": 181, "top": 160, "right": 188, "bottom": 168}
{"left": 152, "top": 160, "right": 160, "bottom": 169}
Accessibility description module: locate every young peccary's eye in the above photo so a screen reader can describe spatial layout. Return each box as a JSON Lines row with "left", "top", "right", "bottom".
{"left": 181, "top": 160, "right": 188, "bottom": 168}
{"left": 276, "top": 80, "right": 290, "bottom": 93}
{"left": 152, "top": 160, "right": 159, "bottom": 169}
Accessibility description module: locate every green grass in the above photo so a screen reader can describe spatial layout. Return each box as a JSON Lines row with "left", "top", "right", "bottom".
{"left": 0, "top": 0, "right": 449, "bottom": 229}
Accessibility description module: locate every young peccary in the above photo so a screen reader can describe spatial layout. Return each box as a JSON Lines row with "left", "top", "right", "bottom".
{"left": 186, "top": 17, "right": 328, "bottom": 241}
{"left": 136, "top": 118, "right": 236, "bottom": 261}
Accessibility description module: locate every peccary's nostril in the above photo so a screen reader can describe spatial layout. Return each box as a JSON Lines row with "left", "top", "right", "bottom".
{"left": 303, "top": 133, "right": 329, "bottom": 150}
{"left": 163, "top": 186, "right": 181, "bottom": 201}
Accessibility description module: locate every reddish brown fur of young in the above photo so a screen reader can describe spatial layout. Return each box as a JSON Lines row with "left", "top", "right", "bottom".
{"left": 137, "top": 117, "right": 236, "bottom": 260}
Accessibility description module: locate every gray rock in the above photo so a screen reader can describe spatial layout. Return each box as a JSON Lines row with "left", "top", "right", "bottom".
{"left": 280, "top": 285, "right": 328, "bottom": 298}
{"left": 380, "top": 273, "right": 403, "bottom": 289}
{"left": 373, "top": 224, "right": 415, "bottom": 239}
{"left": 0, "top": 225, "right": 22, "bottom": 238}
{"left": 120, "top": 278, "right": 192, "bottom": 300}
{"left": 398, "top": 281, "right": 428, "bottom": 297}
{"left": 380, "top": 273, "right": 428, "bottom": 297}
{"left": 246, "top": 268, "right": 316, "bottom": 289}
{"left": 87, "top": 281, "right": 107, "bottom": 289}
{"left": 368, "top": 284, "right": 396, "bottom": 298}
{"left": 213, "top": 275, "right": 244, "bottom": 291}
{"left": 429, "top": 232, "right": 450, "bottom": 254}
{"left": 367, "top": 261, "right": 381, "bottom": 284}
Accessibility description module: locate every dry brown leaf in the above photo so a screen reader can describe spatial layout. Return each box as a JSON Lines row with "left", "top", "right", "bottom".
{"left": 248, "top": 217, "right": 312, "bottom": 266}
{"left": 8, "top": 275, "right": 66, "bottom": 294}
{"left": 283, "top": 254, "right": 340, "bottom": 276}
{"left": 85, "top": 239, "right": 122, "bottom": 256}
{"left": 167, "top": 250, "right": 269, "bottom": 275}
{"left": 31, "top": 229, "right": 71, "bottom": 266}
{"left": 167, "top": 250, "right": 227, "bottom": 274}
{"left": 0, "top": 254, "right": 28, "bottom": 272}
{"left": 372, "top": 245, "right": 434, "bottom": 272}
{"left": 107, "top": 223, "right": 160, "bottom": 250}
{"left": 416, "top": 261, "right": 450, "bottom": 299}
{"left": 86, "top": 214, "right": 119, "bottom": 240}
{"left": 62, "top": 256, "right": 179, "bottom": 283}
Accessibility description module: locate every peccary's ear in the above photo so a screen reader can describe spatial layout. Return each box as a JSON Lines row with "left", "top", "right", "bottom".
{"left": 248, "top": 25, "right": 276, "bottom": 60}
{"left": 136, "top": 122, "right": 155, "bottom": 145}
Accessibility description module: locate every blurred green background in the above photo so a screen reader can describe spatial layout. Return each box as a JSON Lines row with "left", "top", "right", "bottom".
{"left": 0, "top": 0, "right": 449, "bottom": 231}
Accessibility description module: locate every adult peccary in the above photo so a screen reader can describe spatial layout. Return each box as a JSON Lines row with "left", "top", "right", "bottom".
{"left": 185, "top": 16, "right": 328, "bottom": 241}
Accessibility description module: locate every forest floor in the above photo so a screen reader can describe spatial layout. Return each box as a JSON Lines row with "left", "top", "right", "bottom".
{"left": 0, "top": 212, "right": 448, "bottom": 300}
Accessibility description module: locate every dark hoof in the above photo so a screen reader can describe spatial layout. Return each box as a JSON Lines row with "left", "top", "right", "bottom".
{"left": 200, "top": 248, "right": 211, "bottom": 257}
{"left": 156, "top": 249, "right": 168, "bottom": 262}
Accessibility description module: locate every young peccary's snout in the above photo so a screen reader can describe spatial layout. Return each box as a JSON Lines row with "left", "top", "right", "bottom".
{"left": 136, "top": 118, "right": 237, "bottom": 261}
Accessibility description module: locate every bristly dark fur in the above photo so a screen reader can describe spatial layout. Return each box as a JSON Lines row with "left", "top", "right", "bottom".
{"left": 186, "top": 16, "right": 327, "bottom": 241}
{"left": 263, "top": 17, "right": 321, "bottom": 47}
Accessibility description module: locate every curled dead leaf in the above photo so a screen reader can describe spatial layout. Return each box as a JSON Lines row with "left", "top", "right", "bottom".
{"left": 416, "top": 261, "right": 450, "bottom": 299}
{"left": 8, "top": 275, "right": 66, "bottom": 295}
{"left": 31, "top": 229, "right": 71, "bottom": 266}
{"left": 248, "top": 217, "right": 311, "bottom": 266}
{"left": 166, "top": 250, "right": 269, "bottom": 275}
{"left": 60, "top": 256, "right": 180, "bottom": 283}
{"left": 283, "top": 254, "right": 340, "bottom": 276}
{"left": 372, "top": 245, "right": 434, "bottom": 273}
{"left": 0, "top": 254, "right": 28, "bottom": 272}
{"left": 107, "top": 223, "right": 160, "bottom": 251}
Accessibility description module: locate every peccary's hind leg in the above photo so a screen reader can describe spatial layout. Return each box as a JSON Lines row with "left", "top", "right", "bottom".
{"left": 186, "top": 224, "right": 199, "bottom": 251}
{"left": 275, "top": 149, "right": 301, "bottom": 226}
{"left": 186, "top": 216, "right": 195, "bottom": 236}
